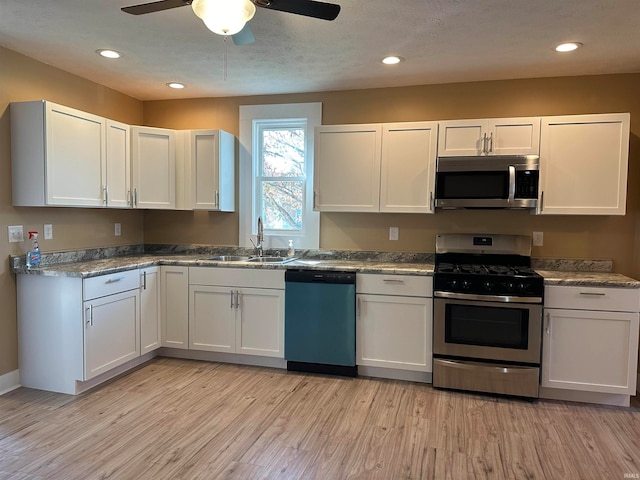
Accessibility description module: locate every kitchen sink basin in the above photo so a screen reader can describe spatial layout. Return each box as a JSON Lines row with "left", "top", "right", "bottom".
{"left": 246, "top": 256, "right": 297, "bottom": 264}
{"left": 206, "top": 255, "right": 251, "bottom": 262}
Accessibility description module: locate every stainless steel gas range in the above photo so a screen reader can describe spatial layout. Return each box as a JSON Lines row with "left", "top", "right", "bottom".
{"left": 432, "top": 233, "right": 544, "bottom": 398}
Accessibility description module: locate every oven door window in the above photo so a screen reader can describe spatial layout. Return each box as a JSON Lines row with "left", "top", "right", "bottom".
{"left": 445, "top": 303, "right": 529, "bottom": 349}
{"left": 436, "top": 171, "right": 509, "bottom": 199}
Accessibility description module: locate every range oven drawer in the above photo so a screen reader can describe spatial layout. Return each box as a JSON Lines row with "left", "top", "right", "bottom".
{"left": 433, "top": 358, "right": 540, "bottom": 398}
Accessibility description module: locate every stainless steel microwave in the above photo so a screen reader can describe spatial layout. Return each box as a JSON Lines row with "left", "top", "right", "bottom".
{"left": 434, "top": 155, "right": 539, "bottom": 209}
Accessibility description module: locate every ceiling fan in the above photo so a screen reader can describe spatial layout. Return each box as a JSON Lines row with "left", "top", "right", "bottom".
{"left": 121, "top": 0, "right": 341, "bottom": 45}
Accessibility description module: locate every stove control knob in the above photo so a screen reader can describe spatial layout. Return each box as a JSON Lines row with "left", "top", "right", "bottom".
{"left": 517, "top": 283, "right": 528, "bottom": 292}
{"left": 461, "top": 280, "right": 471, "bottom": 290}
{"left": 449, "top": 280, "right": 458, "bottom": 289}
{"left": 506, "top": 282, "right": 515, "bottom": 291}
{"left": 483, "top": 281, "right": 492, "bottom": 291}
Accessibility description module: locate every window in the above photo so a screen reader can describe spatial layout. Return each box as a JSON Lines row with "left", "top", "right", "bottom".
{"left": 239, "top": 103, "right": 321, "bottom": 250}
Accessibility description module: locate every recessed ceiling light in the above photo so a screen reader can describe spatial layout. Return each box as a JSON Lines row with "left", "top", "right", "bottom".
{"left": 382, "top": 56, "right": 404, "bottom": 65}
{"left": 96, "top": 49, "right": 122, "bottom": 59}
{"left": 166, "top": 82, "right": 186, "bottom": 89}
{"left": 555, "top": 42, "right": 583, "bottom": 53}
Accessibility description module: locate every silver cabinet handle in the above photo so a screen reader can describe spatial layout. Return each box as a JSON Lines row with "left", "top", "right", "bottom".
{"left": 579, "top": 292, "right": 606, "bottom": 296}
{"left": 313, "top": 191, "right": 318, "bottom": 209}
{"left": 482, "top": 133, "right": 488, "bottom": 154}
{"left": 545, "top": 312, "right": 550, "bottom": 335}
{"left": 143, "top": 271, "right": 147, "bottom": 290}
{"left": 383, "top": 279, "right": 405, "bottom": 284}
{"left": 539, "top": 191, "right": 544, "bottom": 213}
{"left": 134, "top": 188, "right": 138, "bottom": 207}
{"left": 429, "top": 191, "right": 434, "bottom": 211}
{"left": 215, "top": 191, "right": 220, "bottom": 209}
{"left": 356, "top": 297, "right": 360, "bottom": 318}
{"left": 103, "top": 186, "right": 108, "bottom": 205}
{"left": 230, "top": 290, "right": 234, "bottom": 309}
{"left": 488, "top": 132, "right": 493, "bottom": 153}
{"left": 235, "top": 290, "right": 240, "bottom": 310}
{"left": 86, "top": 304, "right": 93, "bottom": 327}
{"left": 105, "top": 277, "right": 125, "bottom": 284}
{"left": 128, "top": 190, "right": 133, "bottom": 207}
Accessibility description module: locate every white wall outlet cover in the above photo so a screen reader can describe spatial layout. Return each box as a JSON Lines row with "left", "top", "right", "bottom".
{"left": 115, "top": 223, "right": 121, "bottom": 236}
{"left": 44, "top": 224, "right": 53, "bottom": 240}
{"left": 389, "top": 226, "right": 399, "bottom": 241}
{"left": 8, "top": 225, "right": 24, "bottom": 243}
{"left": 532, "top": 231, "right": 544, "bottom": 246}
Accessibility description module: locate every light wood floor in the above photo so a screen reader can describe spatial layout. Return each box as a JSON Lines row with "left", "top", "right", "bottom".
{"left": 1, "top": 358, "right": 639, "bottom": 480}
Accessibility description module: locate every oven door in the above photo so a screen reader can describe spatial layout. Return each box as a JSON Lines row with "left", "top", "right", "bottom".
{"left": 433, "top": 294, "right": 542, "bottom": 365}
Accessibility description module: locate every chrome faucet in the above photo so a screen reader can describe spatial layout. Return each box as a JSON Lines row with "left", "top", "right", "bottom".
{"left": 249, "top": 216, "right": 264, "bottom": 257}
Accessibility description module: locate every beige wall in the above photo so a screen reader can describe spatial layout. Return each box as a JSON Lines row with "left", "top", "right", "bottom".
{"left": 0, "top": 47, "right": 145, "bottom": 376}
{"left": 143, "top": 74, "right": 640, "bottom": 277}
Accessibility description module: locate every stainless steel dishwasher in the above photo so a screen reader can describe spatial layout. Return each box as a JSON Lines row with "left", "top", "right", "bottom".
{"left": 284, "top": 269, "right": 357, "bottom": 376}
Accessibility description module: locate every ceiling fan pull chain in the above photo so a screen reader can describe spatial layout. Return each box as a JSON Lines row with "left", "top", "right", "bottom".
{"left": 223, "top": 35, "right": 228, "bottom": 81}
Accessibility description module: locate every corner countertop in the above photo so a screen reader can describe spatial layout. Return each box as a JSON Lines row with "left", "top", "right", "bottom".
{"left": 12, "top": 253, "right": 640, "bottom": 288}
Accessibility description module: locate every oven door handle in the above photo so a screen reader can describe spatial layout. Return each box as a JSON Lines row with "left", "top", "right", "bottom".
{"left": 434, "top": 291, "right": 542, "bottom": 304}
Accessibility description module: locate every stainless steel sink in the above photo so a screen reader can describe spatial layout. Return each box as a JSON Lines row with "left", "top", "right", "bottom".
{"left": 206, "top": 255, "right": 251, "bottom": 262}
{"left": 245, "top": 256, "right": 297, "bottom": 264}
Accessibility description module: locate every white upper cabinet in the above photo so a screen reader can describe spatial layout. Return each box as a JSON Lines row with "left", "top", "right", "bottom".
{"left": 11, "top": 100, "right": 107, "bottom": 207}
{"left": 176, "top": 129, "right": 235, "bottom": 211}
{"left": 314, "top": 124, "right": 382, "bottom": 212}
{"left": 314, "top": 122, "right": 437, "bottom": 213}
{"left": 105, "top": 119, "right": 131, "bottom": 208}
{"left": 131, "top": 126, "right": 176, "bottom": 209}
{"left": 437, "top": 117, "right": 540, "bottom": 157}
{"left": 538, "top": 113, "right": 630, "bottom": 215}
{"left": 380, "top": 122, "right": 438, "bottom": 213}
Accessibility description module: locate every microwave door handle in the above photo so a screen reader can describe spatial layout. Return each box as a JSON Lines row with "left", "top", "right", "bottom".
{"left": 508, "top": 165, "right": 516, "bottom": 204}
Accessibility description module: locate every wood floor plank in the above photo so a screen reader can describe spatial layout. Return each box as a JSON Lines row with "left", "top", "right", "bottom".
{"left": 0, "top": 358, "right": 638, "bottom": 480}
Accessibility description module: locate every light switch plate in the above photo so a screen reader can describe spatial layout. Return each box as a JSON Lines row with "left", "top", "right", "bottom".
{"left": 115, "top": 223, "right": 121, "bottom": 236}
{"left": 44, "top": 224, "right": 53, "bottom": 240}
{"left": 532, "top": 231, "right": 543, "bottom": 246}
{"left": 8, "top": 225, "right": 24, "bottom": 243}
{"left": 389, "top": 226, "right": 399, "bottom": 241}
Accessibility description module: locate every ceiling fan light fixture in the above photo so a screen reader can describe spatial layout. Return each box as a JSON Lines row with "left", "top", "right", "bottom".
{"left": 96, "top": 49, "right": 122, "bottom": 59}
{"left": 192, "top": 0, "right": 256, "bottom": 36}
{"left": 166, "top": 82, "right": 186, "bottom": 89}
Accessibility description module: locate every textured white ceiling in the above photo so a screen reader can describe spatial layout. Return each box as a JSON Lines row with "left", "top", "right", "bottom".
{"left": 1, "top": 0, "right": 639, "bottom": 101}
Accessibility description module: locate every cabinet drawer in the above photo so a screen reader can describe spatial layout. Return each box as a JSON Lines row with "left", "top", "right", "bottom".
{"left": 545, "top": 285, "right": 640, "bottom": 312}
{"left": 356, "top": 273, "right": 432, "bottom": 297}
{"left": 189, "top": 267, "right": 284, "bottom": 289}
{"left": 83, "top": 270, "right": 139, "bottom": 300}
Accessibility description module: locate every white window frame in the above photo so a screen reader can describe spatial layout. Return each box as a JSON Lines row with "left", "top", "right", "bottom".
{"left": 239, "top": 103, "right": 321, "bottom": 250}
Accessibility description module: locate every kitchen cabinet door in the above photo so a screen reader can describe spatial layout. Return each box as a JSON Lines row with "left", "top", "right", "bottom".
{"left": 176, "top": 130, "right": 235, "bottom": 211}
{"left": 140, "top": 267, "right": 161, "bottom": 355}
{"left": 11, "top": 100, "right": 106, "bottom": 207}
{"left": 161, "top": 266, "right": 189, "bottom": 349}
{"left": 357, "top": 294, "right": 433, "bottom": 372}
{"left": 189, "top": 285, "right": 236, "bottom": 352}
{"left": 542, "top": 308, "right": 639, "bottom": 395}
{"left": 131, "top": 126, "right": 176, "bottom": 209}
{"left": 538, "top": 113, "right": 630, "bottom": 215}
{"left": 84, "top": 289, "right": 140, "bottom": 380}
{"left": 437, "top": 117, "right": 540, "bottom": 157}
{"left": 236, "top": 288, "right": 284, "bottom": 358}
{"left": 314, "top": 124, "right": 382, "bottom": 212}
{"left": 380, "top": 122, "right": 438, "bottom": 213}
{"left": 105, "top": 119, "right": 131, "bottom": 208}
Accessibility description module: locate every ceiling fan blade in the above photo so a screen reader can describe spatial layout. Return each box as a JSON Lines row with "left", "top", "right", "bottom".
{"left": 256, "top": 0, "right": 340, "bottom": 21}
{"left": 232, "top": 24, "right": 256, "bottom": 45}
{"left": 121, "top": 0, "right": 192, "bottom": 15}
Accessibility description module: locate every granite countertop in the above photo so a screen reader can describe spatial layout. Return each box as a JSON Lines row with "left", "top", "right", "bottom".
{"left": 11, "top": 250, "right": 640, "bottom": 288}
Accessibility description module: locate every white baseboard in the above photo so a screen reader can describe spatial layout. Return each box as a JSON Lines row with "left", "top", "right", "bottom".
{"left": 0, "top": 369, "right": 20, "bottom": 396}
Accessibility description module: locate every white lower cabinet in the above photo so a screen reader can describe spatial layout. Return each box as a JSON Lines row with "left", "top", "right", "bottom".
{"left": 17, "top": 269, "right": 146, "bottom": 394}
{"left": 188, "top": 267, "right": 285, "bottom": 358}
{"left": 356, "top": 274, "right": 433, "bottom": 373}
{"left": 140, "top": 267, "right": 161, "bottom": 355}
{"left": 161, "top": 266, "right": 189, "bottom": 349}
{"left": 542, "top": 285, "right": 640, "bottom": 397}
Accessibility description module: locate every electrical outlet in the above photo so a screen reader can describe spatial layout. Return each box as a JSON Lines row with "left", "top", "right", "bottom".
{"left": 389, "top": 226, "right": 399, "bottom": 241}
{"left": 8, "top": 225, "right": 24, "bottom": 243}
{"left": 44, "top": 224, "right": 53, "bottom": 240}
{"left": 115, "top": 223, "right": 121, "bottom": 236}
{"left": 532, "top": 231, "right": 544, "bottom": 247}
